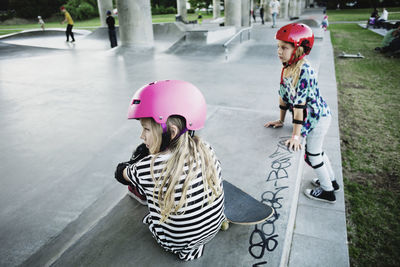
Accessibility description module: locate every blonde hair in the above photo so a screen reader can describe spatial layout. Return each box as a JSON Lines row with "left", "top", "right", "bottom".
{"left": 143, "top": 117, "right": 223, "bottom": 223}
{"left": 282, "top": 45, "right": 307, "bottom": 92}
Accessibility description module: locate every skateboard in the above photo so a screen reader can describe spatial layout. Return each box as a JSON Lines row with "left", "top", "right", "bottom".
{"left": 221, "top": 180, "right": 274, "bottom": 230}
{"left": 338, "top": 51, "right": 364, "bottom": 58}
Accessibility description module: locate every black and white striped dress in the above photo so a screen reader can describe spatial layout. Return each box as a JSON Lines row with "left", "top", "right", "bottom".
{"left": 126, "top": 144, "right": 225, "bottom": 261}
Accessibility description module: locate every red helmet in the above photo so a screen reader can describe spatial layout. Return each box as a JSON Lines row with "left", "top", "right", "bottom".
{"left": 275, "top": 23, "right": 314, "bottom": 55}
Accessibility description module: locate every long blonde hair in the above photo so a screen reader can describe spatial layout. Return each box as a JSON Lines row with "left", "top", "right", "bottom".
{"left": 282, "top": 45, "right": 307, "bottom": 92}
{"left": 142, "top": 116, "right": 223, "bottom": 223}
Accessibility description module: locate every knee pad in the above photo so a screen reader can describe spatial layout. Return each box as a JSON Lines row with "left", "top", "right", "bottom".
{"left": 304, "top": 150, "right": 324, "bottom": 169}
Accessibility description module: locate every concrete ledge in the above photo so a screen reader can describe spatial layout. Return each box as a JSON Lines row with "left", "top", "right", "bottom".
{"left": 288, "top": 31, "right": 350, "bottom": 267}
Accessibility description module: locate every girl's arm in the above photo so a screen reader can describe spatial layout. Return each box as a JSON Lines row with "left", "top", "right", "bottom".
{"left": 264, "top": 97, "right": 287, "bottom": 128}
{"left": 286, "top": 103, "right": 306, "bottom": 151}
{"left": 285, "top": 106, "right": 303, "bottom": 151}
{"left": 123, "top": 168, "right": 130, "bottom": 183}
{"left": 278, "top": 97, "right": 288, "bottom": 123}
{"left": 292, "top": 105, "right": 305, "bottom": 137}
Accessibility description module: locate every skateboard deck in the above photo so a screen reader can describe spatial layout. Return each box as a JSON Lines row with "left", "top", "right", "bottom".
{"left": 338, "top": 51, "right": 364, "bottom": 58}
{"left": 222, "top": 180, "right": 274, "bottom": 228}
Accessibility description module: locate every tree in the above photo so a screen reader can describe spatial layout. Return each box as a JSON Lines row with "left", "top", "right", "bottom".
{"left": 188, "top": 0, "right": 212, "bottom": 9}
{"left": 151, "top": 0, "right": 176, "bottom": 8}
{"left": 8, "top": 0, "right": 64, "bottom": 19}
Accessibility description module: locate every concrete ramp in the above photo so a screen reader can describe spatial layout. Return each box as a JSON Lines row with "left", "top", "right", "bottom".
{"left": 0, "top": 28, "right": 91, "bottom": 40}
{"left": 84, "top": 27, "right": 120, "bottom": 40}
{"left": 153, "top": 23, "right": 184, "bottom": 41}
{"left": 165, "top": 26, "right": 235, "bottom": 58}
{"left": 294, "top": 18, "right": 320, "bottom": 28}
{"left": 0, "top": 28, "right": 110, "bottom": 50}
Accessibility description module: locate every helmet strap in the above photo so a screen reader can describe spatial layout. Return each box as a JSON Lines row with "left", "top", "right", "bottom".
{"left": 161, "top": 123, "right": 168, "bottom": 133}
{"left": 159, "top": 123, "right": 189, "bottom": 152}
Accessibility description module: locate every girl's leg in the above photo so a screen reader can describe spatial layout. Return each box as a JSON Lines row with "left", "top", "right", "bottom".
{"left": 127, "top": 184, "right": 147, "bottom": 205}
{"left": 304, "top": 116, "right": 336, "bottom": 203}
{"left": 305, "top": 116, "right": 333, "bottom": 191}
{"left": 323, "top": 152, "right": 335, "bottom": 182}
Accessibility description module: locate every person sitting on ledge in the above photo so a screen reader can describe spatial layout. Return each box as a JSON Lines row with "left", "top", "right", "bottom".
{"left": 375, "top": 24, "right": 400, "bottom": 53}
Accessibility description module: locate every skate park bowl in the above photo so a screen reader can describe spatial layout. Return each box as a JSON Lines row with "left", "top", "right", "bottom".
{"left": 0, "top": 23, "right": 237, "bottom": 54}
{"left": 0, "top": 29, "right": 93, "bottom": 50}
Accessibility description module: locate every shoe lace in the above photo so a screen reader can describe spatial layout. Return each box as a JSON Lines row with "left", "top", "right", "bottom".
{"left": 312, "top": 187, "right": 323, "bottom": 197}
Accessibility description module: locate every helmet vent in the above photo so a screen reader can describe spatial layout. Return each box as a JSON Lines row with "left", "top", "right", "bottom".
{"left": 132, "top": 99, "right": 140, "bottom": 104}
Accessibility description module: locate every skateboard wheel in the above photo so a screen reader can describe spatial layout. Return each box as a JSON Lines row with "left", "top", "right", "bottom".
{"left": 221, "top": 220, "right": 229, "bottom": 231}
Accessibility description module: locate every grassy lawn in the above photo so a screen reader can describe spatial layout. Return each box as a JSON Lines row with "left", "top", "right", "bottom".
{"left": 330, "top": 23, "right": 400, "bottom": 267}
{"left": 0, "top": 13, "right": 214, "bottom": 35}
{"left": 327, "top": 7, "right": 400, "bottom": 21}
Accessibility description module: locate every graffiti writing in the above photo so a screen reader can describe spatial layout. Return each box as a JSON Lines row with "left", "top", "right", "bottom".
{"left": 249, "top": 137, "right": 293, "bottom": 266}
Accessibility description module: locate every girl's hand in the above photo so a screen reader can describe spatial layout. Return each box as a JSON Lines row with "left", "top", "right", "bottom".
{"left": 264, "top": 120, "right": 284, "bottom": 128}
{"left": 285, "top": 135, "right": 302, "bottom": 151}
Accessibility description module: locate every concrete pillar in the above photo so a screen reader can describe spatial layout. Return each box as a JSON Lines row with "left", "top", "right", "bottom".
{"left": 280, "top": 0, "right": 289, "bottom": 19}
{"left": 116, "top": 0, "right": 154, "bottom": 47}
{"left": 241, "top": 0, "right": 250, "bottom": 27}
{"left": 297, "top": 0, "right": 303, "bottom": 16}
{"left": 225, "top": 0, "right": 241, "bottom": 27}
{"left": 97, "top": 0, "right": 113, "bottom": 27}
{"left": 289, "top": 0, "right": 297, "bottom": 18}
{"left": 177, "top": 0, "right": 187, "bottom": 21}
{"left": 213, "top": 0, "right": 221, "bottom": 19}
{"left": 260, "top": 0, "right": 271, "bottom": 22}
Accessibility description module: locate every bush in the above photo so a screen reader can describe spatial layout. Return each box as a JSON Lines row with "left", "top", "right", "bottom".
{"left": 165, "top": 6, "right": 176, "bottom": 14}
{"left": 64, "top": 0, "right": 98, "bottom": 20}
{"left": 152, "top": 5, "right": 176, "bottom": 15}
{"left": 0, "top": 10, "right": 16, "bottom": 22}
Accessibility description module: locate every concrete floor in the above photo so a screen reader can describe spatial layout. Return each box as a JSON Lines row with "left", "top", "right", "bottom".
{"left": 0, "top": 9, "right": 349, "bottom": 267}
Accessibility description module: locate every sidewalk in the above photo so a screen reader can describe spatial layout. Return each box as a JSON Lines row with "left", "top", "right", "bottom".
{"left": 0, "top": 8, "right": 349, "bottom": 267}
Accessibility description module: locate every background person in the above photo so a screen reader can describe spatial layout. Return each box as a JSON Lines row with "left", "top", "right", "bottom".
{"left": 260, "top": 6, "right": 265, "bottom": 25}
{"left": 321, "top": 15, "right": 329, "bottom": 31}
{"left": 367, "top": 8, "right": 379, "bottom": 28}
{"left": 60, "top": 6, "right": 75, "bottom": 42}
{"left": 106, "top": 10, "right": 117, "bottom": 48}
{"left": 37, "top": 16, "right": 45, "bottom": 31}
{"left": 376, "top": 7, "right": 389, "bottom": 28}
{"left": 269, "top": 0, "right": 280, "bottom": 28}
{"left": 375, "top": 25, "right": 400, "bottom": 53}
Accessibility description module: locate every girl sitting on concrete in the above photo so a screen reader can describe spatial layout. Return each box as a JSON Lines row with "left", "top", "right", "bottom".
{"left": 114, "top": 80, "right": 225, "bottom": 260}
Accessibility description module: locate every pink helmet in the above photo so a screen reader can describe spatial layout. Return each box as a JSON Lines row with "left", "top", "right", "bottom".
{"left": 127, "top": 80, "right": 207, "bottom": 131}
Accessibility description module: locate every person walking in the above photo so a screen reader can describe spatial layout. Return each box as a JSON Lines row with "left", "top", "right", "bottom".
{"left": 114, "top": 80, "right": 225, "bottom": 260}
{"left": 60, "top": 6, "right": 75, "bottom": 42}
{"left": 37, "top": 16, "right": 45, "bottom": 31}
{"left": 106, "top": 10, "right": 117, "bottom": 48}
{"left": 260, "top": 6, "right": 265, "bottom": 25}
{"left": 269, "top": 0, "right": 280, "bottom": 28}
{"left": 265, "top": 23, "right": 339, "bottom": 203}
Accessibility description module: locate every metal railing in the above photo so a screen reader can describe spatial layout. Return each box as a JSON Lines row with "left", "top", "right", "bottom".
{"left": 223, "top": 26, "right": 252, "bottom": 60}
